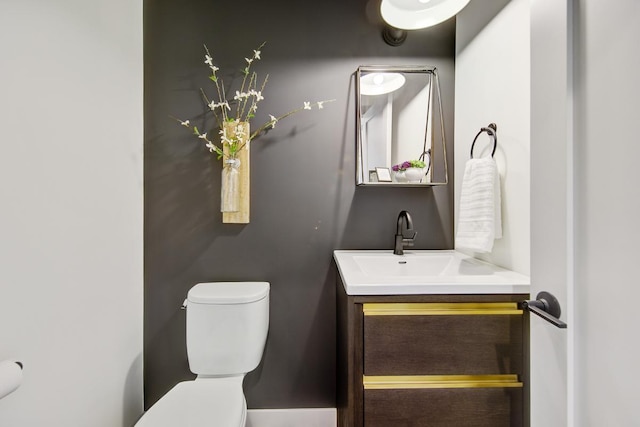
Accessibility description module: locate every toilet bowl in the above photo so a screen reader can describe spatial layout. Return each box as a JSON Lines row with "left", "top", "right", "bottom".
{"left": 135, "top": 377, "right": 246, "bottom": 427}
{"left": 135, "top": 282, "right": 270, "bottom": 427}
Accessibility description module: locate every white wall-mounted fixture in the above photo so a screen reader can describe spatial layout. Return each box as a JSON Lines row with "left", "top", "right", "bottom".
{"left": 380, "top": 0, "right": 471, "bottom": 46}
{"left": 0, "top": 360, "right": 23, "bottom": 400}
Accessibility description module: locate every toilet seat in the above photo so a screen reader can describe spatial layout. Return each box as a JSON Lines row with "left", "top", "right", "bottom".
{"left": 135, "top": 378, "right": 246, "bottom": 427}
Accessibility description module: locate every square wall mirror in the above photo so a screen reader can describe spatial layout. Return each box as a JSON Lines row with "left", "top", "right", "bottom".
{"left": 356, "top": 65, "right": 448, "bottom": 186}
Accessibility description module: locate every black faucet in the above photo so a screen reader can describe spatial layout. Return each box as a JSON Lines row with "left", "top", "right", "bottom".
{"left": 394, "top": 210, "right": 417, "bottom": 255}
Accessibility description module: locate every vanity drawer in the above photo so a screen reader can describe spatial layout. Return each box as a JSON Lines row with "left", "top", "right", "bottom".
{"left": 363, "top": 302, "right": 524, "bottom": 376}
{"left": 364, "top": 387, "right": 524, "bottom": 427}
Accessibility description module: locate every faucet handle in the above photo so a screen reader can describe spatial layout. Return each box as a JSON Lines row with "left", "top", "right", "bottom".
{"left": 404, "top": 230, "right": 417, "bottom": 240}
{"left": 402, "top": 231, "right": 417, "bottom": 247}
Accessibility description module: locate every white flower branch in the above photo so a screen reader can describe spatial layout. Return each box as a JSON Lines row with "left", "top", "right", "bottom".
{"left": 173, "top": 42, "right": 335, "bottom": 160}
{"left": 252, "top": 99, "right": 336, "bottom": 140}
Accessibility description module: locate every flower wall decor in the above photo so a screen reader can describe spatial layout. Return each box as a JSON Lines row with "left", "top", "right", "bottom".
{"left": 174, "top": 42, "right": 334, "bottom": 223}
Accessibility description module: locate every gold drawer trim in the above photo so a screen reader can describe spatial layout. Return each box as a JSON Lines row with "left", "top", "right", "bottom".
{"left": 363, "top": 302, "right": 523, "bottom": 316}
{"left": 363, "top": 374, "right": 523, "bottom": 390}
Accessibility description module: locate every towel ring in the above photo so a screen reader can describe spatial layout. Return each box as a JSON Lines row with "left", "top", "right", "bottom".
{"left": 470, "top": 123, "right": 497, "bottom": 159}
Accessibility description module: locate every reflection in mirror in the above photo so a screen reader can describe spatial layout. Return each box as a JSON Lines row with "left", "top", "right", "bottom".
{"left": 356, "top": 65, "right": 448, "bottom": 186}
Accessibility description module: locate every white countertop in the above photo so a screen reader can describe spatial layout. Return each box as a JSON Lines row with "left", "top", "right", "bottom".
{"left": 334, "top": 250, "right": 530, "bottom": 295}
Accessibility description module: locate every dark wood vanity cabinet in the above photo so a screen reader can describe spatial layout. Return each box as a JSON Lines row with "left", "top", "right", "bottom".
{"left": 337, "top": 276, "right": 530, "bottom": 427}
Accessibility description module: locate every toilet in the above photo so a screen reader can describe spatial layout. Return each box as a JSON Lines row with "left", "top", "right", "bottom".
{"left": 136, "top": 281, "right": 270, "bottom": 427}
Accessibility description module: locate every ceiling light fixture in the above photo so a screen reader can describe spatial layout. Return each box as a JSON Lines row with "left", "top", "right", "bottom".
{"left": 360, "top": 72, "right": 406, "bottom": 96}
{"left": 380, "top": 0, "right": 471, "bottom": 46}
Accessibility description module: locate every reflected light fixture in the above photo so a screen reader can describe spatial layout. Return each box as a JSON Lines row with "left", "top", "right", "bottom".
{"left": 380, "top": 0, "right": 471, "bottom": 46}
{"left": 360, "top": 72, "right": 406, "bottom": 96}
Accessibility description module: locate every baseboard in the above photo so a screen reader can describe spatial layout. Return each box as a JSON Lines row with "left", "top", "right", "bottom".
{"left": 246, "top": 408, "right": 336, "bottom": 427}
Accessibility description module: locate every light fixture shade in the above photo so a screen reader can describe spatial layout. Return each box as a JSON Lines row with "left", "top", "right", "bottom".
{"left": 380, "top": 0, "right": 471, "bottom": 30}
{"left": 360, "top": 72, "right": 406, "bottom": 95}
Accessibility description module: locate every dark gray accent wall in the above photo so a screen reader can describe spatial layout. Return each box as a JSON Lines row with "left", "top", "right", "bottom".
{"left": 144, "top": 0, "right": 455, "bottom": 409}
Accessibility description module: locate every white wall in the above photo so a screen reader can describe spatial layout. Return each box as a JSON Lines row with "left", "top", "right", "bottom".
{"left": 0, "top": 0, "right": 143, "bottom": 425}
{"left": 529, "top": 1, "right": 572, "bottom": 424}
{"left": 574, "top": 1, "right": 640, "bottom": 424}
{"left": 454, "top": 0, "right": 530, "bottom": 274}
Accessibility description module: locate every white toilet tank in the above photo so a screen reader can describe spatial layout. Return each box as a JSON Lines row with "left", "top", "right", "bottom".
{"left": 186, "top": 282, "right": 270, "bottom": 376}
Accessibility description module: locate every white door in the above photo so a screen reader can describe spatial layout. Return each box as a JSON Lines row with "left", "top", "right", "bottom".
{"left": 530, "top": 0, "right": 573, "bottom": 426}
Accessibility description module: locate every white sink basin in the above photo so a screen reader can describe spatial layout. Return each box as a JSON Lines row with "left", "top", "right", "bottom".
{"left": 334, "top": 250, "right": 530, "bottom": 295}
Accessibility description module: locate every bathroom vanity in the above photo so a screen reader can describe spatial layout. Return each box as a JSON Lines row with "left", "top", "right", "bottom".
{"left": 334, "top": 250, "right": 530, "bottom": 427}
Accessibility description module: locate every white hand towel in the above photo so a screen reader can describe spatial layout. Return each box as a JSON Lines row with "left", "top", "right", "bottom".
{"left": 455, "top": 157, "right": 502, "bottom": 253}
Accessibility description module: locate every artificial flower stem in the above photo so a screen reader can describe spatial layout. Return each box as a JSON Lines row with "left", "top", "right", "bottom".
{"left": 249, "top": 99, "right": 336, "bottom": 140}
{"left": 203, "top": 44, "right": 227, "bottom": 122}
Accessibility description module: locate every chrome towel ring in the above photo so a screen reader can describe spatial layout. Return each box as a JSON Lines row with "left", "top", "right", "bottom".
{"left": 470, "top": 123, "right": 497, "bottom": 159}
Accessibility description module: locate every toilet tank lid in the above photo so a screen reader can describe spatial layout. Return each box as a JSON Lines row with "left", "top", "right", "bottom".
{"left": 188, "top": 282, "right": 270, "bottom": 304}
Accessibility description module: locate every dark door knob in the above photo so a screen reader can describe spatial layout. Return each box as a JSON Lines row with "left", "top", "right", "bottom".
{"left": 522, "top": 291, "right": 567, "bottom": 329}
